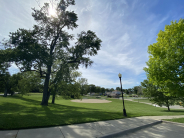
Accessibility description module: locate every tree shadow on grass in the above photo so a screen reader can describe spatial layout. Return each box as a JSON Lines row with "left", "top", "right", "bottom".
{"left": 160, "top": 109, "right": 184, "bottom": 113}
{"left": 0, "top": 96, "right": 127, "bottom": 130}
{"left": 12, "top": 94, "right": 41, "bottom": 105}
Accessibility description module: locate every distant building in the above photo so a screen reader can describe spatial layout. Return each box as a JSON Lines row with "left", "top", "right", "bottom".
{"left": 112, "top": 90, "right": 121, "bottom": 95}
{"left": 90, "top": 92, "right": 96, "bottom": 96}
{"left": 105, "top": 92, "right": 112, "bottom": 96}
{"left": 105, "top": 90, "right": 121, "bottom": 98}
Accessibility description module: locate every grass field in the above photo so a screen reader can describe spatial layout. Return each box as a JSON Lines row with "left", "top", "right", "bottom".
{"left": 164, "top": 118, "right": 184, "bottom": 123}
{"left": 1, "top": 93, "right": 184, "bottom": 130}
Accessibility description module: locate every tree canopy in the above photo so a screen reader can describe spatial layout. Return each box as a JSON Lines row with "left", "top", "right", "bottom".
{"left": 1, "top": 0, "right": 102, "bottom": 105}
{"left": 144, "top": 19, "right": 184, "bottom": 97}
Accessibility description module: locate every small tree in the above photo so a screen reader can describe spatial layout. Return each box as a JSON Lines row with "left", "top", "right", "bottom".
{"left": 0, "top": 50, "right": 12, "bottom": 97}
{"left": 105, "top": 88, "right": 110, "bottom": 92}
{"left": 1, "top": 72, "right": 11, "bottom": 97}
{"left": 128, "top": 88, "right": 133, "bottom": 94}
{"left": 110, "top": 88, "right": 114, "bottom": 92}
{"left": 50, "top": 65, "right": 81, "bottom": 104}
{"left": 77, "top": 78, "right": 88, "bottom": 95}
{"left": 100, "top": 87, "right": 105, "bottom": 94}
{"left": 116, "top": 87, "right": 121, "bottom": 91}
{"left": 56, "top": 81, "right": 81, "bottom": 99}
{"left": 89, "top": 84, "right": 96, "bottom": 94}
{"left": 125, "top": 89, "right": 129, "bottom": 94}
{"left": 141, "top": 79, "right": 177, "bottom": 111}
{"left": 17, "top": 72, "right": 42, "bottom": 96}
{"left": 133, "top": 86, "right": 142, "bottom": 96}
{"left": 96, "top": 86, "right": 101, "bottom": 93}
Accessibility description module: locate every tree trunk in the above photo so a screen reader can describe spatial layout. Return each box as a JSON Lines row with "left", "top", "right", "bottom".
{"left": 11, "top": 91, "right": 14, "bottom": 96}
{"left": 52, "top": 93, "right": 55, "bottom": 104}
{"left": 41, "top": 65, "right": 51, "bottom": 106}
{"left": 166, "top": 99, "right": 170, "bottom": 111}
{"left": 3, "top": 87, "right": 7, "bottom": 97}
{"left": 47, "top": 92, "right": 50, "bottom": 101}
{"left": 167, "top": 105, "right": 170, "bottom": 111}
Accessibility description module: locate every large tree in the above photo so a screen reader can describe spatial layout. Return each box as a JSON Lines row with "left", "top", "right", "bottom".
{"left": 2, "top": 0, "right": 102, "bottom": 105}
{"left": 144, "top": 19, "right": 184, "bottom": 97}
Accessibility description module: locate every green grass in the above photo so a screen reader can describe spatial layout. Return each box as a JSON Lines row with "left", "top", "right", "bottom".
{"left": 164, "top": 118, "right": 184, "bottom": 123}
{"left": 1, "top": 93, "right": 184, "bottom": 130}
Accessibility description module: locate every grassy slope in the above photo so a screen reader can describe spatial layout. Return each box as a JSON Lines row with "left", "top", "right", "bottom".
{"left": 1, "top": 94, "right": 184, "bottom": 130}
{"left": 164, "top": 118, "right": 184, "bottom": 123}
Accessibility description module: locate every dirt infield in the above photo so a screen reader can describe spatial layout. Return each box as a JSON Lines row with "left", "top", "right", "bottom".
{"left": 71, "top": 99, "right": 112, "bottom": 103}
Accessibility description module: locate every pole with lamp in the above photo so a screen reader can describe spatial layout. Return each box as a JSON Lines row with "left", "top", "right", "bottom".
{"left": 118, "top": 73, "right": 127, "bottom": 117}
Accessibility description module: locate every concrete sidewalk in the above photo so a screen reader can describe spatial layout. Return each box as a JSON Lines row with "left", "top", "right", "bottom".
{"left": 0, "top": 117, "right": 161, "bottom": 138}
{"left": 1, "top": 116, "right": 184, "bottom": 138}
{"left": 117, "top": 120, "right": 184, "bottom": 138}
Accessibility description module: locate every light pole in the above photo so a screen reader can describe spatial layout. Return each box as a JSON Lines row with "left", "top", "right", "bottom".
{"left": 118, "top": 73, "right": 127, "bottom": 117}
{"left": 90, "top": 86, "right": 91, "bottom": 95}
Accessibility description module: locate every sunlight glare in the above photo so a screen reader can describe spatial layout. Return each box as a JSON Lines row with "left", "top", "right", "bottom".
{"left": 49, "top": 7, "right": 56, "bottom": 17}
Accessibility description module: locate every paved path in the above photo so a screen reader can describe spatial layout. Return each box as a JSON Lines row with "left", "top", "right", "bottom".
{"left": 116, "top": 121, "right": 184, "bottom": 138}
{"left": 137, "top": 115, "right": 184, "bottom": 120}
{"left": 124, "top": 99, "right": 184, "bottom": 109}
{"left": 1, "top": 115, "right": 184, "bottom": 138}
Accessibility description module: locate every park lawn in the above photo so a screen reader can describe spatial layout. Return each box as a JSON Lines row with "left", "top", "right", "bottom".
{"left": 164, "top": 118, "right": 184, "bottom": 123}
{"left": 1, "top": 94, "right": 184, "bottom": 130}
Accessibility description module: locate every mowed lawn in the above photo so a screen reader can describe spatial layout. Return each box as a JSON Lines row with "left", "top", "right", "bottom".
{"left": 164, "top": 118, "right": 184, "bottom": 123}
{"left": 1, "top": 93, "right": 184, "bottom": 130}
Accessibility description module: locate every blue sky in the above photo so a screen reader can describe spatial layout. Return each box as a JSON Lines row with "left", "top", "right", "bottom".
{"left": 1, "top": 0, "right": 184, "bottom": 89}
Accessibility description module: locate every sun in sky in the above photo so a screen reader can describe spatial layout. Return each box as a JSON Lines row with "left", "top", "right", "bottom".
{"left": 49, "top": 6, "right": 56, "bottom": 17}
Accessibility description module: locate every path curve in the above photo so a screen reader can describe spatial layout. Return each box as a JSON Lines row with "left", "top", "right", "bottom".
{"left": 125, "top": 99, "right": 184, "bottom": 109}
{"left": 71, "top": 99, "right": 112, "bottom": 103}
